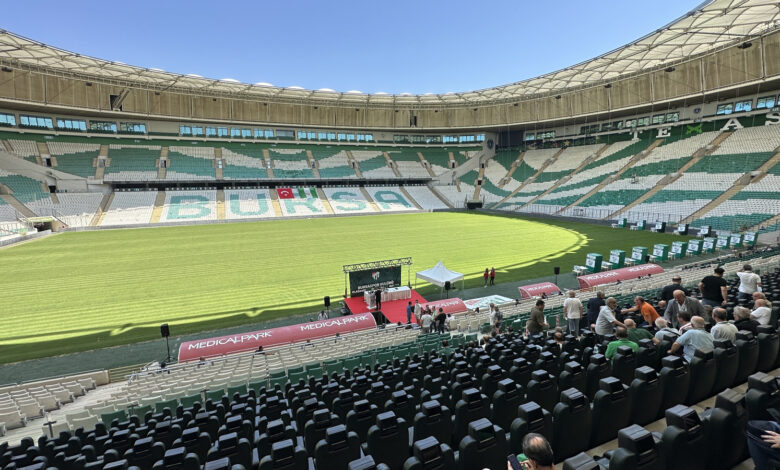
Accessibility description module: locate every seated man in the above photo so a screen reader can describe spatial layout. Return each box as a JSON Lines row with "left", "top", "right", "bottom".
{"left": 604, "top": 326, "right": 639, "bottom": 362}
{"left": 734, "top": 306, "right": 759, "bottom": 336}
{"left": 710, "top": 307, "right": 738, "bottom": 344}
{"left": 746, "top": 420, "right": 780, "bottom": 470}
{"left": 519, "top": 432, "right": 555, "bottom": 470}
{"left": 668, "top": 316, "right": 713, "bottom": 362}
{"left": 677, "top": 311, "right": 693, "bottom": 334}
{"left": 652, "top": 317, "right": 679, "bottom": 344}
{"left": 751, "top": 298, "right": 772, "bottom": 326}
{"left": 625, "top": 318, "right": 654, "bottom": 343}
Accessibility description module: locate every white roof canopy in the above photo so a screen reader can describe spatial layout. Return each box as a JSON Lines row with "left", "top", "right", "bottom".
{"left": 0, "top": 0, "right": 777, "bottom": 106}
{"left": 416, "top": 262, "right": 465, "bottom": 287}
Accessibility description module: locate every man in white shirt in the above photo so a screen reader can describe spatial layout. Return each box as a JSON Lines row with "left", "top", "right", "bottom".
{"left": 562, "top": 291, "right": 583, "bottom": 337}
{"left": 710, "top": 307, "right": 738, "bottom": 344}
{"left": 317, "top": 310, "right": 328, "bottom": 321}
{"left": 595, "top": 297, "right": 625, "bottom": 336}
{"left": 413, "top": 300, "right": 422, "bottom": 322}
{"left": 751, "top": 298, "right": 772, "bottom": 326}
{"left": 737, "top": 264, "right": 762, "bottom": 306}
{"left": 420, "top": 311, "right": 433, "bottom": 333}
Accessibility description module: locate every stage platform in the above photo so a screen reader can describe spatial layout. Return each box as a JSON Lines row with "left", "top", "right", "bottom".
{"left": 344, "top": 289, "right": 427, "bottom": 324}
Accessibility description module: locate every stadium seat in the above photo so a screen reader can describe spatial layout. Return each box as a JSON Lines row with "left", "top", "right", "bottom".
{"left": 711, "top": 340, "right": 739, "bottom": 396}
{"left": 384, "top": 390, "right": 415, "bottom": 424}
{"left": 364, "top": 411, "right": 409, "bottom": 470}
{"left": 745, "top": 372, "right": 780, "bottom": 421}
{"left": 733, "top": 331, "right": 759, "bottom": 385}
{"left": 585, "top": 354, "right": 611, "bottom": 400}
{"left": 205, "top": 432, "right": 254, "bottom": 470}
{"left": 451, "top": 388, "right": 490, "bottom": 445}
{"left": 152, "top": 446, "right": 201, "bottom": 470}
{"left": 685, "top": 349, "right": 717, "bottom": 405}
{"left": 590, "top": 377, "right": 631, "bottom": 447}
{"left": 700, "top": 389, "right": 748, "bottom": 470}
{"left": 304, "top": 408, "right": 341, "bottom": 456}
{"left": 412, "top": 400, "right": 451, "bottom": 444}
{"left": 509, "top": 402, "right": 552, "bottom": 454}
{"left": 629, "top": 366, "right": 663, "bottom": 426}
{"left": 658, "top": 405, "right": 707, "bottom": 470}
{"left": 658, "top": 356, "right": 690, "bottom": 418}
{"left": 314, "top": 424, "right": 360, "bottom": 470}
{"left": 346, "top": 399, "right": 379, "bottom": 443}
{"left": 509, "top": 358, "right": 532, "bottom": 389}
{"left": 611, "top": 346, "right": 637, "bottom": 385}
{"left": 401, "top": 436, "right": 455, "bottom": 470}
{"left": 526, "top": 370, "right": 558, "bottom": 413}
{"left": 605, "top": 424, "right": 663, "bottom": 470}
{"left": 124, "top": 436, "right": 166, "bottom": 469}
{"left": 756, "top": 325, "right": 780, "bottom": 372}
{"left": 456, "top": 418, "right": 507, "bottom": 470}
{"left": 558, "top": 361, "right": 586, "bottom": 395}
{"left": 258, "top": 439, "right": 307, "bottom": 470}
{"left": 257, "top": 419, "right": 297, "bottom": 457}
{"left": 490, "top": 378, "right": 523, "bottom": 432}
{"left": 552, "top": 388, "right": 592, "bottom": 461}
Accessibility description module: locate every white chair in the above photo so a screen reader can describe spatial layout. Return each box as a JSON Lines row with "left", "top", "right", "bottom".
{"left": 41, "top": 420, "right": 70, "bottom": 438}
{"left": 69, "top": 415, "right": 100, "bottom": 432}
{"left": 15, "top": 400, "right": 43, "bottom": 419}
{"left": 0, "top": 410, "right": 26, "bottom": 430}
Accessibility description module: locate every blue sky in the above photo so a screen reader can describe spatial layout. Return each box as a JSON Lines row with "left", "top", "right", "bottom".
{"left": 3, "top": 0, "right": 702, "bottom": 94}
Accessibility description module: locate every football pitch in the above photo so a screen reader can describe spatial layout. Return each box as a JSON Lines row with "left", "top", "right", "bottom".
{"left": 0, "top": 212, "right": 687, "bottom": 363}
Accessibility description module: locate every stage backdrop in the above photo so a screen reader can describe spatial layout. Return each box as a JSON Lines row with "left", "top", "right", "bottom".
{"left": 349, "top": 265, "right": 402, "bottom": 297}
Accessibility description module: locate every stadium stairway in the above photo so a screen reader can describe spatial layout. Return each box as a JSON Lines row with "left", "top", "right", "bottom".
{"left": 214, "top": 148, "right": 223, "bottom": 180}
{"left": 495, "top": 148, "right": 564, "bottom": 205}
{"left": 359, "top": 187, "right": 382, "bottom": 212}
{"left": 305, "top": 150, "right": 322, "bottom": 178}
{"left": 428, "top": 186, "right": 454, "bottom": 208}
{"left": 94, "top": 145, "right": 108, "bottom": 180}
{"left": 262, "top": 149, "right": 275, "bottom": 178}
{"left": 268, "top": 189, "right": 283, "bottom": 216}
{"left": 498, "top": 151, "right": 524, "bottom": 189}
{"left": 346, "top": 151, "right": 364, "bottom": 178}
{"left": 0, "top": 194, "right": 36, "bottom": 218}
{"left": 316, "top": 188, "right": 335, "bottom": 214}
{"left": 521, "top": 144, "right": 612, "bottom": 208}
{"left": 608, "top": 130, "right": 732, "bottom": 219}
{"left": 89, "top": 193, "right": 113, "bottom": 226}
{"left": 382, "top": 151, "right": 402, "bottom": 178}
{"left": 398, "top": 186, "right": 423, "bottom": 210}
{"left": 157, "top": 147, "right": 168, "bottom": 180}
{"left": 419, "top": 152, "right": 437, "bottom": 178}
{"left": 681, "top": 174, "right": 751, "bottom": 224}
{"left": 1, "top": 140, "right": 12, "bottom": 152}
{"left": 558, "top": 138, "right": 664, "bottom": 214}
{"left": 472, "top": 166, "right": 486, "bottom": 201}
{"left": 149, "top": 191, "right": 166, "bottom": 223}
{"left": 216, "top": 189, "right": 226, "bottom": 220}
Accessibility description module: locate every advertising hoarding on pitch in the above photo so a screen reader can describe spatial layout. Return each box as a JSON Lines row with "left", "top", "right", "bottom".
{"left": 178, "top": 313, "right": 377, "bottom": 361}
{"left": 577, "top": 264, "right": 664, "bottom": 289}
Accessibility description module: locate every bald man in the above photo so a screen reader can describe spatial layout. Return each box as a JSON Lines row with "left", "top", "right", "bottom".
{"left": 668, "top": 316, "right": 713, "bottom": 362}
{"left": 663, "top": 290, "right": 703, "bottom": 328}
{"left": 625, "top": 318, "right": 654, "bottom": 343}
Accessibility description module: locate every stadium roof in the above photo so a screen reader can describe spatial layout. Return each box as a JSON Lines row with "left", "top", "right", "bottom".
{"left": 0, "top": 0, "right": 779, "bottom": 106}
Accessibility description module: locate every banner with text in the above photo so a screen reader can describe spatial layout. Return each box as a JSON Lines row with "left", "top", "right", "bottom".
{"left": 518, "top": 282, "right": 561, "bottom": 299}
{"left": 178, "top": 313, "right": 377, "bottom": 361}
{"left": 577, "top": 263, "right": 664, "bottom": 289}
{"left": 421, "top": 298, "right": 468, "bottom": 315}
{"left": 349, "top": 265, "right": 402, "bottom": 297}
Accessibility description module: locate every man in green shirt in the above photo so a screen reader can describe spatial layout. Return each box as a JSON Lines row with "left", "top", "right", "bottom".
{"left": 625, "top": 318, "right": 654, "bottom": 343}
{"left": 604, "top": 326, "right": 638, "bottom": 362}
{"left": 439, "top": 339, "right": 454, "bottom": 358}
{"left": 527, "top": 300, "right": 549, "bottom": 335}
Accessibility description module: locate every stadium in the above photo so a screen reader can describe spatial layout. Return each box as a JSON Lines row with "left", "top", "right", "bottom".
{"left": 1, "top": 0, "right": 780, "bottom": 468}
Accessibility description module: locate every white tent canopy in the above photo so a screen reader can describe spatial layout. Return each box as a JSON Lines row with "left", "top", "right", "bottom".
{"left": 416, "top": 261, "right": 465, "bottom": 290}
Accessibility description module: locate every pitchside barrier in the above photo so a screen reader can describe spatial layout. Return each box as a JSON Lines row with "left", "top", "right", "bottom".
{"left": 177, "top": 312, "right": 377, "bottom": 361}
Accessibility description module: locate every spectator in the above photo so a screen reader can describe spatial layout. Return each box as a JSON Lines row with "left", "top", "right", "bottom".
{"left": 420, "top": 309, "right": 433, "bottom": 333}
{"left": 605, "top": 326, "right": 638, "bottom": 362}
{"left": 491, "top": 306, "right": 503, "bottom": 334}
{"left": 663, "top": 290, "right": 703, "bottom": 328}
{"left": 652, "top": 317, "right": 679, "bottom": 344}
{"left": 586, "top": 291, "right": 606, "bottom": 329}
{"left": 489, "top": 267, "right": 496, "bottom": 286}
{"left": 710, "top": 307, "right": 738, "bottom": 344}
{"left": 745, "top": 420, "right": 780, "bottom": 469}
{"left": 552, "top": 328, "right": 565, "bottom": 351}
{"left": 406, "top": 301, "right": 413, "bottom": 324}
{"left": 668, "top": 316, "right": 713, "bottom": 362}
{"left": 436, "top": 307, "right": 448, "bottom": 333}
{"left": 677, "top": 311, "right": 693, "bottom": 334}
{"left": 595, "top": 297, "right": 625, "bottom": 336}
{"left": 340, "top": 302, "right": 348, "bottom": 316}
{"left": 753, "top": 291, "right": 770, "bottom": 307}
{"left": 752, "top": 298, "right": 772, "bottom": 326}
{"left": 660, "top": 275, "right": 690, "bottom": 303}
{"left": 527, "top": 300, "right": 548, "bottom": 335}
{"left": 699, "top": 267, "right": 729, "bottom": 308}
{"left": 734, "top": 306, "right": 759, "bottom": 336}
{"left": 318, "top": 310, "right": 328, "bottom": 321}
{"left": 414, "top": 300, "right": 422, "bottom": 322}
{"left": 562, "top": 291, "right": 583, "bottom": 337}
{"left": 737, "top": 264, "right": 762, "bottom": 305}
{"left": 625, "top": 318, "right": 654, "bottom": 343}
{"left": 440, "top": 339, "right": 454, "bottom": 357}
{"left": 483, "top": 268, "right": 489, "bottom": 287}
{"left": 521, "top": 433, "right": 554, "bottom": 470}
{"left": 197, "top": 356, "right": 211, "bottom": 367}
{"left": 621, "top": 296, "right": 660, "bottom": 326}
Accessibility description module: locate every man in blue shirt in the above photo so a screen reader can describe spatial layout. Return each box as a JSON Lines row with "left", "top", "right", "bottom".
{"left": 667, "top": 316, "right": 713, "bottom": 362}
{"left": 406, "top": 301, "right": 413, "bottom": 324}
{"left": 586, "top": 291, "right": 606, "bottom": 329}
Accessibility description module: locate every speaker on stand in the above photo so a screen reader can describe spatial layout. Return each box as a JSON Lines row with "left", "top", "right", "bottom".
{"left": 160, "top": 323, "right": 171, "bottom": 362}
{"left": 324, "top": 296, "right": 331, "bottom": 314}
{"left": 554, "top": 266, "right": 560, "bottom": 288}
{"left": 444, "top": 281, "right": 451, "bottom": 299}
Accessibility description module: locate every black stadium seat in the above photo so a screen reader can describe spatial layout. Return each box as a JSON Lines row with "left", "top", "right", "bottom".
{"left": 658, "top": 405, "right": 707, "bottom": 470}
{"left": 365, "top": 411, "right": 409, "bottom": 470}
{"left": 456, "top": 418, "right": 507, "bottom": 470}
{"left": 629, "top": 366, "right": 663, "bottom": 426}
{"left": 590, "top": 377, "right": 631, "bottom": 447}
{"left": 711, "top": 340, "right": 739, "bottom": 396}
{"left": 552, "top": 388, "right": 592, "bottom": 461}
{"left": 685, "top": 349, "right": 716, "bottom": 405}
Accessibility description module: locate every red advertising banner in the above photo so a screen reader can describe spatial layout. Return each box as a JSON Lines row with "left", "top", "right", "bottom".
{"left": 518, "top": 282, "right": 561, "bottom": 299}
{"left": 420, "top": 298, "right": 468, "bottom": 315}
{"left": 577, "top": 263, "right": 664, "bottom": 289}
{"left": 178, "top": 313, "right": 377, "bottom": 361}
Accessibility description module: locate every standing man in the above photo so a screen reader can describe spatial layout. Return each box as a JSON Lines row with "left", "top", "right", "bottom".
{"left": 374, "top": 288, "right": 382, "bottom": 310}
{"left": 491, "top": 306, "right": 503, "bottom": 334}
{"left": 562, "top": 291, "right": 583, "bottom": 337}
{"left": 420, "top": 309, "right": 433, "bottom": 334}
{"left": 710, "top": 307, "right": 738, "bottom": 344}
{"left": 527, "top": 300, "right": 548, "bottom": 336}
{"left": 413, "top": 300, "right": 422, "bottom": 324}
{"left": 489, "top": 267, "right": 496, "bottom": 286}
{"left": 318, "top": 310, "right": 328, "bottom": 321}
{"left": 737, "top": 264, "right": 762, "bottom": 306}
{"left": 699, "top": 267, "right": 728, "bottom": 308}
{"left": 436, "top": 307, "right": 448, "bottom": 333}
{"left": 483, "top": 268, "right": 489, "bottom": 288}
{"left": 660, "top": 275, "right": 690, "bottom": 303}
{"left": 586, "top": 291, "right": 606, "bottom": 330}
{"left": 663, "top": 290, "right": 703, "bottom": 328}
{"left": 406, "top": 301, "right": 413, "bottom": 324}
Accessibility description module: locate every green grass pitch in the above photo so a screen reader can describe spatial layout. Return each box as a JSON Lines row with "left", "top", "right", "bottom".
{"left": 0, "top": 212, "right": 688, "bottom": 363}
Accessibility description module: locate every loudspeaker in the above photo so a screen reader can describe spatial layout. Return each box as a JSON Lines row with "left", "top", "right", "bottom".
{"left": 160, "top": 323, "right": 170, "bottom": 338}
{"left": 554, "top": 266, "right": 560, "bottom": 275}
{"left": 645, "top": 255, "right": 651, "bottom": 263}
{"left": 444, "top": 281, "right": 451, "bottom": 291}
{"left": 324, "top": 296, "right": 331, "bottom": 307}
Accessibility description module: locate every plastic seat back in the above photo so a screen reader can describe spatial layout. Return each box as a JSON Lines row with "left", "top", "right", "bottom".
{"left": 552, "top": 388, "right": 592, "bottom": 461}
